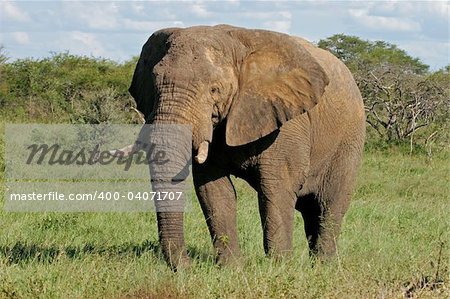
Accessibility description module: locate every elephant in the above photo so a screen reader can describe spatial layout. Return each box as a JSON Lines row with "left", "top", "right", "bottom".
{"left": 123, "top": 25, "right": 365, "bottom": 269}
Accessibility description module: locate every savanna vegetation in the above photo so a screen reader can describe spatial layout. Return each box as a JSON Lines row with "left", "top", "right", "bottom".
{"left": 0, "top": 35, "right": 448, "bottom": 298}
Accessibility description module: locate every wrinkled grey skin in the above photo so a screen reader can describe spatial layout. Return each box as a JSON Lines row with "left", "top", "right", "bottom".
{"left": 127, "top": 25, "right": 365, "bottom": 269}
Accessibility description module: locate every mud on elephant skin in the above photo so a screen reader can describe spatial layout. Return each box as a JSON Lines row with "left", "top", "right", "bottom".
{"left": 121, "top": 25, "right": 365, "bottom": 269}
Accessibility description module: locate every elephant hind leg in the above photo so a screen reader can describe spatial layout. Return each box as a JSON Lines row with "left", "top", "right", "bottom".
{"left": 296, "top": 191, "right": 348, "bottom": 259}
{"left": 297, "top": 148, "right": 361, "bottom": 259}
{"left": 295, "top": 193, "right": 322, "bottom": 256}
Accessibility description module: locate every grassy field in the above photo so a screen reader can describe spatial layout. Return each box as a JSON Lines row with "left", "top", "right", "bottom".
{"left": 0, "top": 122, "right": 449, "bottom": 298}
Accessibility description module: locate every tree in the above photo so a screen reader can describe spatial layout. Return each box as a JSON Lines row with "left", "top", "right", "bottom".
{"left": 359, "top": 65, "right": 448, "bottom": 141}
{"left": 318, "top": 34, "right": 429, "bottom": 74}
{"left": 318, "top": 35, "right": 447, "bottom": 145}
{"left": 317, "top": 34, "right": 369, "bottom": 69}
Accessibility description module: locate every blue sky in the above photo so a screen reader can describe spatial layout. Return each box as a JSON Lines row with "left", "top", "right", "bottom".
{"left": 1, "top": 1, "right": 448, "bottom": 69}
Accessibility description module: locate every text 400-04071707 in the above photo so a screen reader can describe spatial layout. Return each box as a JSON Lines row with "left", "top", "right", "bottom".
{"left": 7, "top": 191, "right": 184, "bottom": 201}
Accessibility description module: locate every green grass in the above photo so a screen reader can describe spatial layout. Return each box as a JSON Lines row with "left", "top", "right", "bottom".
{"left": 1, "top": 121, "right": 449, "bottom": 298}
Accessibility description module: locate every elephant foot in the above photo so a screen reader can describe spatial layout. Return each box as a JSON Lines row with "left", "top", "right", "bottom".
{"left": 265, "top": 248, "right": 293, "bottom": 263}
{"left": 165, "top": 251, "right": 191, "bottom": 271}
{"left": 216, "top": 250, "right": 242, "bottom": 267}
{"left": 307, "top": 243, "right": 338, "bottom": 267}
{"left": 214, "top": 238, "right": 241, "bottom": 267}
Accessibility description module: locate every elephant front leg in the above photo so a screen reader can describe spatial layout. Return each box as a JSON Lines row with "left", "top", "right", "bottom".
{"left": 258, "top": 188, "right": 296, "bottom": 258}
{"left": 193, "top": 165, "right": 239, "bottom": 265}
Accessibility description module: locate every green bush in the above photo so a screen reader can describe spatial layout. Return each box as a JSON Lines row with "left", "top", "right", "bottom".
{"left": 0, "top": 53, "right": 139, "bottom": 123}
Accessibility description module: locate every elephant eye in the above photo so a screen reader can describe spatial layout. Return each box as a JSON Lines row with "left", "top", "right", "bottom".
{"left": 210, "top": 87, "right": 219, "bottom": 94}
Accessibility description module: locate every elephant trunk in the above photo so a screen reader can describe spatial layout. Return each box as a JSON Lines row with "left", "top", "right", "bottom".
{"left": 149, "top": 89, "right": 211, "bottom": 269}
{"left": 156, "top": 211, "right": 190, "bottom": 269}
{"left": 149, "top": 119, "right": 190, "bottom": 269}
{"left": 153, "top": 89, "right": 213, "bottom": 164}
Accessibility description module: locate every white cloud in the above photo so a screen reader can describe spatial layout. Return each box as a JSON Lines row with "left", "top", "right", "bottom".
{"left": 263, "top": 20, "right": 291, "bottom": 33}
{"left": 390, "top": 1, "right": 449, "bottom": 20}
{"left": 190, "top": 2, "right": 212, "bottom": 18}
{"left": 225, "top": 0, "right": 239, "bottom": 4}
{"left": 427, "top": 1, "right": 450, "bottom": 19}
{"left": 239, "top": 10, "right": 292, "bottom": 33}
{"left": 0, "top": 2, "right": 30, "bottom": 22}
{"left": 12, "top": 32, "right": 30, "bottom": 45}
{"left": 226, "top": 0, "right": 240, "bottom": 7}
{"left": 123, "top": 19, "right": 156, "bottom": 31}
{"left": 349, "top": 8, "right": 421, "bottom": 32}
{"left": 132, "top": 2, "right": 145, "bottom": 14}
{"left": 63, "top": 2, "right": 119, "bottom": 30}
{"left": 279, "top": 11, "right": 292, "bottom": 19}
{"left": 70, "top": 31, "right": 106, "bottom": 57}
{"left": 122, "top": 19, "right": 184, "bottom": 32}
{"left": 173, "top": 21, "right": 185, "bottom": 27}
{"left": 240, "top": 11, "right": 291, "bottom": 20}
{"left": 401, "top": 40, "right": 450, "bottom": 70}
{"left": 1, "top": 1, "right": 447, "bottom": 70}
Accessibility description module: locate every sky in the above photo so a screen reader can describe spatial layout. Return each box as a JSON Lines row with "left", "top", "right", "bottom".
{"left": 0, "top": 1, "right": 449, "bottom": 70}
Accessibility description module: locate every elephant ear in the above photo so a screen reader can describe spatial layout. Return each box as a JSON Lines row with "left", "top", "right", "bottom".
{"left": 225, "top": 41, "right": 329, "bottom": 146}
{"left": 129, "top": 28, "right": 179, "bottom": 120}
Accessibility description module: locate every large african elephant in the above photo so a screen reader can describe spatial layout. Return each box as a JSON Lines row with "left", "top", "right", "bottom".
{"left": 125, "top": 25, "right": 365, "bottom": 269}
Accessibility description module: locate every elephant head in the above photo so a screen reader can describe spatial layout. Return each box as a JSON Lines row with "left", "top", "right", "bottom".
{"left": 127, "top": 25, "right": 329, "bottom": 268}
{"left": 130, "top": 25, "right": 328, "bottom": 160}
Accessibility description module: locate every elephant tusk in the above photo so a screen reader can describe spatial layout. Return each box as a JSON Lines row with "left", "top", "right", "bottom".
{"left": 195, "top": 141, "right": 209, "bottom": 164}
